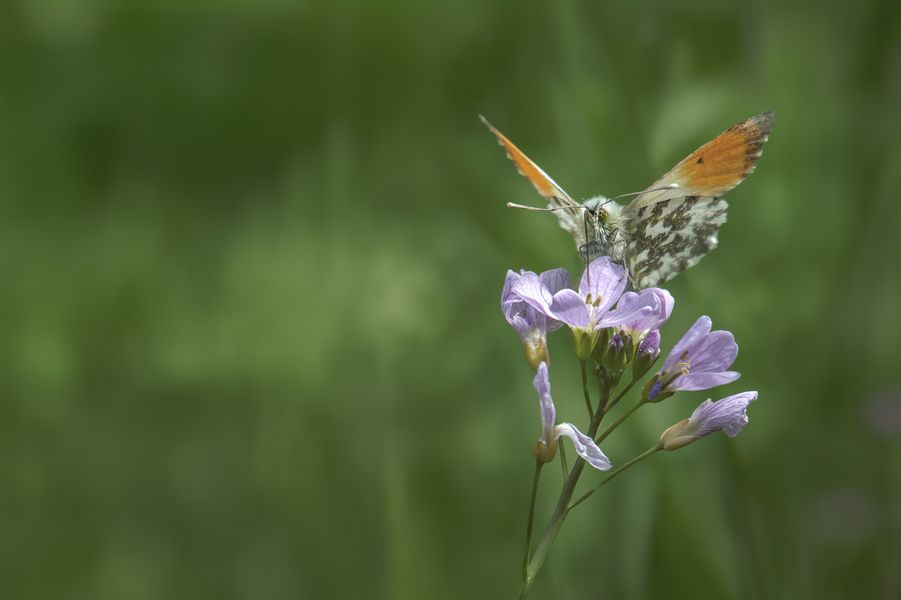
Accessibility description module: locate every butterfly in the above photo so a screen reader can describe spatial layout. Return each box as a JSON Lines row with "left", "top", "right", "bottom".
{"left": 482, "top": 112, "right": 774, "bottom": 289}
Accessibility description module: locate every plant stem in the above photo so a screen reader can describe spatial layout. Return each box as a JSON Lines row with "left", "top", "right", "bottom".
{"left": 595, "top": 399, "right": 646, "bottom": 445}
{"left": 604, "top": 375, "right": 640, "bottom": 415}
{"left": 567, "top": 445, "right": 661, "bottom": 511}
{"left": 521, "top": 461, "right": 543, "bottom": 587}
{"left": 558, "top": 441, "right": 569, "bottom": 478}
{"left": 580, "top": 360, "right": 593, "bottom": 418}
{"left": 520, "top": 372, "right": 610, "bottom": 598}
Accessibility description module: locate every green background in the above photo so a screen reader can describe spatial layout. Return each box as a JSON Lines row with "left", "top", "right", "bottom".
{"left": 2, "top": 0, "right": 900, "bottom": 598}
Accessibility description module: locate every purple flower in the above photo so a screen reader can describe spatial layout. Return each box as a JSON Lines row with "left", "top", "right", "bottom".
{"left": 502, "top": 268, "right": 570, "bottom": 369}
{"left": 616, "top": 288, "right": 674, "bottom": 340}
{"left": 637, "top": 329, "right": 661, "bottom": 359}
{"left": 647, "top": 316, "right": 740, "bottom": 401}
{"left": 514, "top": 257, "right": 658, "bottom": 358}
{"left": 532, "top": 363, "right": 611, "bottom": 470}
{"left": 659, "top": 392, "right": 757, "bottom": 450}
{"left": 632, "top": 328, "right": 661, "bottom": 379}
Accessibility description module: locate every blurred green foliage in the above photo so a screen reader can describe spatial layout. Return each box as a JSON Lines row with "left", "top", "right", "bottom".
{"left": 1, "top": 0, "right": 900, "bottom": 598}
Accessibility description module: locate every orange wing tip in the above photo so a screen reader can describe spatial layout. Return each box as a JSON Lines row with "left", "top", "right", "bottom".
{"left": 678, "top": 111, "right": 775, "bottom": 194}
{"left": 751, "top": 111, "right": 775, "bottom": 135}
{"left": 479, "top": 114, "right": 498, "bottom": 134}
{"left": 480, "top": 116, "right": 557, "bottom": 198}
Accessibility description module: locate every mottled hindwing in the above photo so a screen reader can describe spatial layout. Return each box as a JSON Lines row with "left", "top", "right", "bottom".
{"left": 623, "top": 111, "right": 774, "bottom": 288}
{"left": 480, "top": 116, "right": 587, "bottom": 246}
{"left": 625, "top": 195, "right": 728, "bottom": 289}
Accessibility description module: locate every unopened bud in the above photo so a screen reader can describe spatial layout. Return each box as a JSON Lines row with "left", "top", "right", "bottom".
{"left": 601, "top": 331, "right": 630, "bottom": 372}
{"left": 632, "top": 330, "right": 660, "bottom": 379}
{"left": 659, "top": 418, "right": 696, "bottom": 450}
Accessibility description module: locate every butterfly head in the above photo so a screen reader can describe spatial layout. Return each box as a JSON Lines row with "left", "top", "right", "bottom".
{"left": 582, "top": 196, "right": 611, "bottom": 227}
{"left": 578, "top": 196, "right": 628, "bottom": 263}
{"left": 582, "top": 196, "right": 625, "bottom": 231}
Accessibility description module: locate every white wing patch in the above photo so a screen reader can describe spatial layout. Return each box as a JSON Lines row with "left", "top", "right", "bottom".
{"left": 625, "top": 196, "right": 728, "bottom": 289}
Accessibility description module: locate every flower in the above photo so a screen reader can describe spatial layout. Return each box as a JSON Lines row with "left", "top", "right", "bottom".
{"left": 659, "top": 392, "right": 757, "bottom": 450}
{"left": 637, "top": 329, "right": 661, "bottom": 359}
{"left": 502, "top": 268, "right": 570, "bottom": 369}
{"left": 632, "top": 329, "right": 661, "bottom": 378}
{"left": 646, "top": 315, "right": 739, "bottom": 402}
{"left": 514, "top": 257, "right": 659, "bottom": 359}
{"left": 616, "top": 288, "right": 674, "bottom": 341}
{"left": 532, "top": 362, "right": 611, "bottom": 470}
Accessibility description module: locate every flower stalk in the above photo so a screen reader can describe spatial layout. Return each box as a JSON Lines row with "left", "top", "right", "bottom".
{"left": 521, "top": 461, "right": 543, "bottom": 585}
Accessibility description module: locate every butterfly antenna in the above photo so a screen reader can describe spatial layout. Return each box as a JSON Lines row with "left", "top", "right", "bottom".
{"left": 610, "top": 183, "right": 679, "bottom": 202}
{"left": 583, "top": 213, "right": 591, "bottom": 289}
{"left": 506, "top": 202, "right": 573, "bottom": 212}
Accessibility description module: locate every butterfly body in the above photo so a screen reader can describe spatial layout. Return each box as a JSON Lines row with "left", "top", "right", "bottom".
{"left": 482, "top": 112, "right": 774, "bottom": 289}
{"left": 578, "top": 196, "right": 626, "bottom": 263}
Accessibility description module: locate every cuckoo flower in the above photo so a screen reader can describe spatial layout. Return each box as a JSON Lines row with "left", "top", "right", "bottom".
{"left": 502, "top": 268, "right": 570, "bottom": 369}
{"left": 646, "top": 315, "right": 740, "bottom": 402}
{"left": 532, "top": 362, "right": 611, "bottom": 470}
{"left": 659, "top": 392, "right": 757, "bottom": 450}
{"left": 637, "top": 329, "right": 661, "bottom": 359}
{"left": 514, "top": 257, "right": 658, "bottom": 359}
{"left": 632, "top": 328, "right": 661, "bottom": 379}
{"left": 616, "top": 288, "right": 674, "bottom": 342}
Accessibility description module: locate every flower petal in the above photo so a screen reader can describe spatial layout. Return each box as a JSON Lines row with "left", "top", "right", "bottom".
{"left": 554, "top": 423, "right": 612, "bottom": 471}
{"left": 513, "top": 272, "right": 556, "bottom": 318}
{"left": 548, "top": 289, "right": 591, "bottom": 329}
{"left": 687, "top": 330, "right": 738, "bottom": 373}
{"left": 534, "top": 362, "right": 555, "bottom": 441}
{"left": 599, "top": 290, "right": 659, "bottom": 330}
{"left": 662, "top": 315, "right": 712, "bottom": 372}
{"left": 687, "top": 392, "right": 757, "bottom": 438}
{"left": 674, "top": 370, "right": 741, "bottom": 391}
{"left": 578, "top": 257, "right": 627, "bottom": 312}
{"left": 540, "top": 268, "right": 572, "bottom": 295}
{"left": 653, "top": 288, "right": 675, "bottom": 323}
{"left": 501, "top": 270, "right": 522, "bottom": 306}
{"left": 638, "top": 329, "right": 661, "bottom": 356}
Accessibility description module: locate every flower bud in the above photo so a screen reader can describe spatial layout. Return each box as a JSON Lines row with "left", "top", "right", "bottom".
{"left": 524, "top": 340, "right": 549, "bottom": 371}
{"left": 659, "top": 392, "right": 756, "bottom": 450}
{"left": 601, "top": 331, "right": 630, "bottom": 372}
{"left": 632, "top": 330, "right": 660, "bottom": 379}
{"left": 659, "top": 418, "right": 695, "bottom": 450}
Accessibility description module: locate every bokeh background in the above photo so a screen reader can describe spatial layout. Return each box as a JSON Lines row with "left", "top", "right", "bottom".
{"left": 2, "top": 0, "right": 900, "bottom": 598}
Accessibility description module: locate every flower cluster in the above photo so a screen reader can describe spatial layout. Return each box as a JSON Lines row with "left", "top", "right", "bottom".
{"left": 504, "top": 257, "right": 757, "bottom": 595}
{"left": 503, "top": 257, "right": 755, "bottom": 462}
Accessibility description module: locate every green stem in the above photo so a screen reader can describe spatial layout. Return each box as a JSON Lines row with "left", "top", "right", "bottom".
{"left": 521, "top": 461, "right": 543, "bottom": 587}
{"left": 567, "top": 445, "right": 661, "bottom": 511}
{"left": 595, "top": 399, "right": 646, "bottom": 445}
{"left": 604, "top": 375, "right": 639, "bottom": 415}
{"left": 520, "top": 375, "right": 610, "bottom": 598}
{"left": 558, "top": 441, "right": 569, "bottom": 478}
{"left": 580, "top": 360, "right": 593, "bottom": 418}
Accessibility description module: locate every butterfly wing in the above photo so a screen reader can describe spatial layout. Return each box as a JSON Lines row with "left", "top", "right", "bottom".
{"left": 623, "top": 111, "right": 774, "bottom": 288}
{"left": 625, "top": 111, "right": 774, "bottom": 211}
{"left": 626, "top": 195, "right": 729, "bottom": 289}
{"left": 481, "top": 116, "right": 586, "bottom": 246}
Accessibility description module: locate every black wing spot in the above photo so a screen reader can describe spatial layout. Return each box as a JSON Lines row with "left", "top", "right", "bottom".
{"left": 696, "top": 156, "right": 704, "bottom": 164}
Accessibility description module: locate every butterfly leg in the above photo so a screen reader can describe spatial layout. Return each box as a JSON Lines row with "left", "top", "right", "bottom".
{"left": 578, "top": 241, "right": 604, "bottom": 261}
